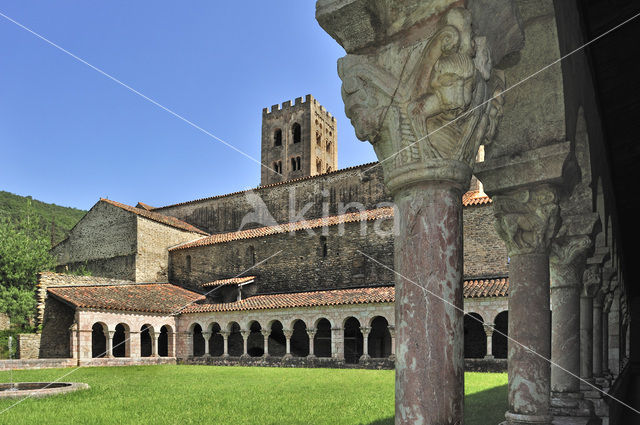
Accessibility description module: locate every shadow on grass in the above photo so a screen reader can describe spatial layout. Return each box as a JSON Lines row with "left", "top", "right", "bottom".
{"left": 365, "top": 384, "right": 508, "bottom": 425}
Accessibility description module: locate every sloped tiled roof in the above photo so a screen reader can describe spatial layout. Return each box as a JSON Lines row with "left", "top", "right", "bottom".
{"left": 101, "top": 199, "right": 208, "bottom": 235}
{"left": 462, "top": 190, "right": 492, "bottom": 206}
{"left": 463, "top": 277, "right": 509, "bottom": 298}
{"left": 170, "top": 208, "right": 395, "bottom": 251}
{"left": 48, "top": 283, "right": 205, "bottom": 314}
{"left": 47, "top": 277, "right": 508, "bottom": 315}
{"left": 202, "top": 276, "right": 256, "bottom": 288}
{"left": 135, "top": 202, "right": 155, "bottom": 211}
{"left": 182, "top": 285, "right": 395, "bottom": 313}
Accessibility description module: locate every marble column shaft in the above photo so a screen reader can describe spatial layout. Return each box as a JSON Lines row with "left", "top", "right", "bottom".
{"left": 580, "top": 295, "right": 594, "bottom": 381}
{"left": 592, "top": 296, "right": 603, "bottom": 377}
{"left": 394, "top": 182, "right": 464, "bottom": 425}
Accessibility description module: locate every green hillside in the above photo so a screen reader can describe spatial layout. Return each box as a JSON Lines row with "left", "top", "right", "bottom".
{"left": 0, "top": 191, "right": 86, "bottom": 246}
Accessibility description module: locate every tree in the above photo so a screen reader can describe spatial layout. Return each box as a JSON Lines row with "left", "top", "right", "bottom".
{"left": 0, "top": 200, "right": 55, "bottom": 328}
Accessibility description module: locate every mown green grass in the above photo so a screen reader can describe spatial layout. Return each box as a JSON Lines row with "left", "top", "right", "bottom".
{"left": 0, "top": 366, "right": 507, "bottom": 425}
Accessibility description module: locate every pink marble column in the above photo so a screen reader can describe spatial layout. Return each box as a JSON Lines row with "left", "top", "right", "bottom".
{"left": 283, "top": 330, "right": 293, "bottom": 359}
{"left": 261, "top": 330, "right": 270, "bottom": 357}
{"left": 307, "top": 330, "right": 316, "bottom": 358}
{"left": 394, "top": 181, "right": 465, "bottom": 424}
{"left": 220, "top": 331, "right": 229, "bottom": 358}
{"left": 484, "top": 324, "right": 494, "bottom": 359}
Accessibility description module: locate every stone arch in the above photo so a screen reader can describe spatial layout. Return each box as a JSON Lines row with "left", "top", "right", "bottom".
{"left": 208, "top": 322, "right": 223, "bottom": 357}
{"left": 158, "top": 325, "right": 171, "bottom": 357}
{"left": 140, "top": 324, "right": 154, "bottom": 357}
{"left": 464, "top": 313, "right": 486, "bottom": 359}
{"left": 368, "top": 316, "right": 391, "bottom": 358}
{"left": 91, "top": 322, "right": 108, "bottom": 358}
{"left": 191, "top": 323, "right": 205, "bottom": 357}
{"left": 268, "top": 320, "right": 286, "bottom": 357}
{"left": 227, "top": 321, "right": 243, "bottom": 356}
{"left": 247, "top": 320, "right": 264, "bottom": 357}
{"left": 112, "top": 323, "right": 130, "bottom": 358}
{"left": 292, "top": 122, "right": 301, "bottom": 144}
{"left": 344, "top": 317, "right": 363, "bottom": 364}
{"left": 291, "top": 319, "right": 309, "bottom": 357}
{"left": 274, "top": 128, "right": 282, "bottom": 146}
{"left": 493, "top": 311, "right": 508, "bottom": 359}
{"left": 314, "top": 318, "right": 332, "bottom": 358}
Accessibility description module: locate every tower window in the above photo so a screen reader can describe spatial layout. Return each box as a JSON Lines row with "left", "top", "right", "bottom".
{"left": 273, "top": 161, "right": 282, "bottom": 174}
{"left": 291, "top": 156, "right": 302, "bottom": 171}
{"left": 274, "top": 129, "right": 282, "bottom": 146}
{"left": 316, "top": 159, "right": 323, "bottom": 174}
{"left": 320, "top": 236, "right": 328, "bottom": 258}
{"left": 326, "top": 141, "right": 331, "bottom": 152}
{"left": 316, "top": 132, "right": 322, "bottom": 146}
{"left": 292, "top": 123, "right": 301, "bottom": 144}
{"left": 186, "top": 255, "right": 191, "bottom": 274}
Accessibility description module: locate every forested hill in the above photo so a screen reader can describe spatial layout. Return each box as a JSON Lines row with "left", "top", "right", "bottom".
{"left": 0, "top": 190, "right": 86, "bottom": 246}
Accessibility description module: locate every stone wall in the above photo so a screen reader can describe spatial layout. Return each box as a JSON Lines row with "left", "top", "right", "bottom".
{"left": 16, "top": 333, "right": 41, "bottom": 359}
{"left": 39, "top": 297, "right": 75, "bottom": 358}
{"left": 0, "top": 358, "right": 77, "bottom": 370}
{"left": 0, "top": 313, "right": 9, "bottom": 330}
{"left": 170, "top": 216, "right": 396, "bottom": 294}
{"left": 135, "top": 216, "right": 204, "bottom": 282}
{"left": 170, "top": 203, "right": 507, "bottom": 293}
{"left": 154, "top": 163, "right": 389, "bottom": 235}
{"left": 51, "top": 201, "right": 137, "bottom": 280}
{"left": 181, "top": 355, "right": 394, "bottom": 370}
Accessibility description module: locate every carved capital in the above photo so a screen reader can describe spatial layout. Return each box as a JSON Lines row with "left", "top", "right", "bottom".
{"left": 336, "top": 6, "right": 504, "bottom": 192}
{"left": 603, "top": 291, "right": 614, "bottom": 313}
{"left": 581, "top": 264, "right": 602, "bottom": 298}
{"left": 493, "top": 185, "right": 560, "bottom": 255}
{"left": 550, "top": 234, "right": 592, "bottom": 289}
{"left": 283, "top": 330, "right": 293, "bottom": 339}
{"left": 260, "top": 330, "right": 270, "bottom": 338}
{"left": 360, "top": 326, "right": 371, "bottom": 337}
{"left": 483, "top": 324, "right": 494, "bottom": 336}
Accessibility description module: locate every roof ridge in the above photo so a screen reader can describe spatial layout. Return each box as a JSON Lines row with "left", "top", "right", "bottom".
{"left": 153, "top": 162, "right": 379, "bottom": 210}
{"left": 100, "top": 198, "right": 209, "bottom": 235}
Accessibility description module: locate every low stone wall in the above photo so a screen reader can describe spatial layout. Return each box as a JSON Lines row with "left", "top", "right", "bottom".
{"left": 180, "top": 355, "right": 395, "bottom": 370}
{"left": 78, "top": 357, "right": 177, "bottom": 367}
{"left": 17, "top": 334, "right": 41, "bottom": 359}
{"left": 0, "top": 358, "right": 77, "bottom": 371}
{"left": 464, "top": 358, "right": 507, "bottom": 372}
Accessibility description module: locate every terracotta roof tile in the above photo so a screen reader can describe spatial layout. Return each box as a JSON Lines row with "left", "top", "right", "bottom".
{"left": 135, "top": 202, "right": 155, "bottom": 211}
{"left": 48, "top": 283, "right": 205, "bottom": 314}
{"left": 101, "top": 199, "right": 208, "bottom": 235}
{"left": 202, "top": 276, "right": 256, "bottom": 288}
{"left": 462, "top": 190, "right": 492, "bottom": 206}
{"left": 170, "top": 208, "right": 395, "bottom": 251}
{"left": 463, "top": 277, "right": 509, "bottom": 298}
{"left": 182, "top": 285, "right": 395, "bottom": 313}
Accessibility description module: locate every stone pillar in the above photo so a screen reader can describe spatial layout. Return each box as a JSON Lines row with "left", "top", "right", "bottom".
{"left": 602, "top": 294, "right": 611, "bottom": 378}
{"left": 592, "top": 293, "right": 604, "bottom": 378}
{"left": 360, "top": 327, "right": 370, "bottom": 361}
{"left": 283, "top": 330, "right": 293, "bottom": 359}
{"left": 261, "top": 330, "right": 270, "bottom": 357}
{"left": 69, "top": 323, "right": 78, "bottom": 360}
{"left": 491, "top": 185, "right": 560, "bottom": 425}
{"left": 580, "top": 289, "right": 594, "bottom": 382}
{"left": 331, "top": 327, "right": 342, "bottom": 360}
{"left": 389, "top": 326, "right": 396, "bottom": 360}
{"left": 107, "top": 330, "right": 115, "bottom": 358}
{"left": 240, "top": 330, "right": 249, "bottom": 358}
{"left": 549, "top": 229, "right": 596, "bottom": 417}
{"left": 608, "top": 288, "right": 620, "bottom": 376}
{"left": 220, "top": 331, "right": 229, "bottom": 358}
{"left": 317, "top": 3, "right": 512, "bottom": 423}
{"left": 307, "top": 330, "right": 316, "bottom": 358}
{"left": 78, "top": 329, "right": 92, "bottom": 361}
{"left": 484, "top": 324, "right": 494, "bottom": 359}
{"left": 151, "top": 331, "right": 159, "bottom": 357}
{"left": 202, "top": 332, "right": 211, "bottom": 357}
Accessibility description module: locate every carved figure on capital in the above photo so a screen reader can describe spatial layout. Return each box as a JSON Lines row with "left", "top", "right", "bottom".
{"left": 337, "top": 7, "right": 504, "bottom": 178}
{"left": 581, "top": 264, "right": 602, "bottom": 298}
{"left": 493, "top": 185, "right": 560, "bottom": 255}
{"left": 550, "top": 234, "right": 593, "bottom": 288}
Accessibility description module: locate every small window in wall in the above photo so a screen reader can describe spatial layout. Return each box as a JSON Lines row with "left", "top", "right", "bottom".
{"left": 291, "top": 156, "right": 302, "bottom": 171}
{"left": 326, "top": 141, "right": 331, "bottom": 152}
{"left": 316, "top": 159, "right": 322, "bottom": 173}
{"left": 248, "top": 245, "right": 256, "bottom": 266}
{"left": 316, "top": 132, "right": 322, "bottom": 146}
{"left": 292, "top": 123, "right": 301, "bottom": 144}
{"left": 320, "top": 236, "right": 328, "bottom": 258}
{"left": 273, "top": 161, "right": 282, "bottom": 174}
{"left": 296, "top": 156, "right": 301, "bottom": 170}
{"left": 326, "top": 166, "right": 332, "bottom": 173}
{"left": 274, "top": 129, "right": 282, "bottom": 146}
{"left": 186, "top": 255, "right": 191, "bottom": 273}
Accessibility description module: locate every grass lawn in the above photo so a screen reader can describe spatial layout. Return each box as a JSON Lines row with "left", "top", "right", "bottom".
{"left": 0, "top": 366, "right": 507, "bottom": 424}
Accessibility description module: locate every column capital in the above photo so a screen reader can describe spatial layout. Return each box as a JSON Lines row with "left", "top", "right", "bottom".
{"left": 202, "top": 331, "right": 212, "bottom": 340}
{"left": 306, "top": 329, "right": 317, "bottom": 338}
{"left": 360, "top": 326, "right": 371, "bottom": 337}
{"left": 283, "top": 330, "right": 293, "bottom": 339}
{"left": 388, "top": 325, "right": 396, "bottom": 338}
{"left": 581, "top": 264, "right": 602, "bottom": 298}
{"left": 550, "top": 232, "right": 594, "bottom": 289}
{"left": 108, "top": 330, "right": 116, "bottom": 338}
{"left": 493, "top": 184, "right": 561, "bottom": 256}
{"left": 240, "top": 330, "right": 250, "bottom": 339}
{"left": 260, "top": 330, "right": 270, "bottom": 338}
{"left": 219, "top": 331, "right": 229, "bottom": 338}
{"left": 323, "top": 5, "right": 506, "bottom": 193}
{"left": 483, "top": 323, "right": 494, "bottom": 336}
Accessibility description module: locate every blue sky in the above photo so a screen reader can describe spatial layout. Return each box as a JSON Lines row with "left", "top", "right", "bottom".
{"left": 0, "top": 2, "right": 377, "bottom": 210}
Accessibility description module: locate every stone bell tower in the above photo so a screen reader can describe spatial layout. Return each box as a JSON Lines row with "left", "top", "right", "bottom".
{"left": 260, "top": 94, "right": 337, "bottom": 186}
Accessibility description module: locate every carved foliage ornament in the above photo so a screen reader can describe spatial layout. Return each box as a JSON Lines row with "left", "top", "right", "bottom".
{"left": 493, "top": 185, "right": 560, "bottom": 255}
{"left": 581, "top": 264, "right": 601, "bottom": 298}
{"left": 550, "top": 234, "right": 592, "bottom": 288}
{"left": 337, "top": 7, "right": 504, "bottom": 177}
